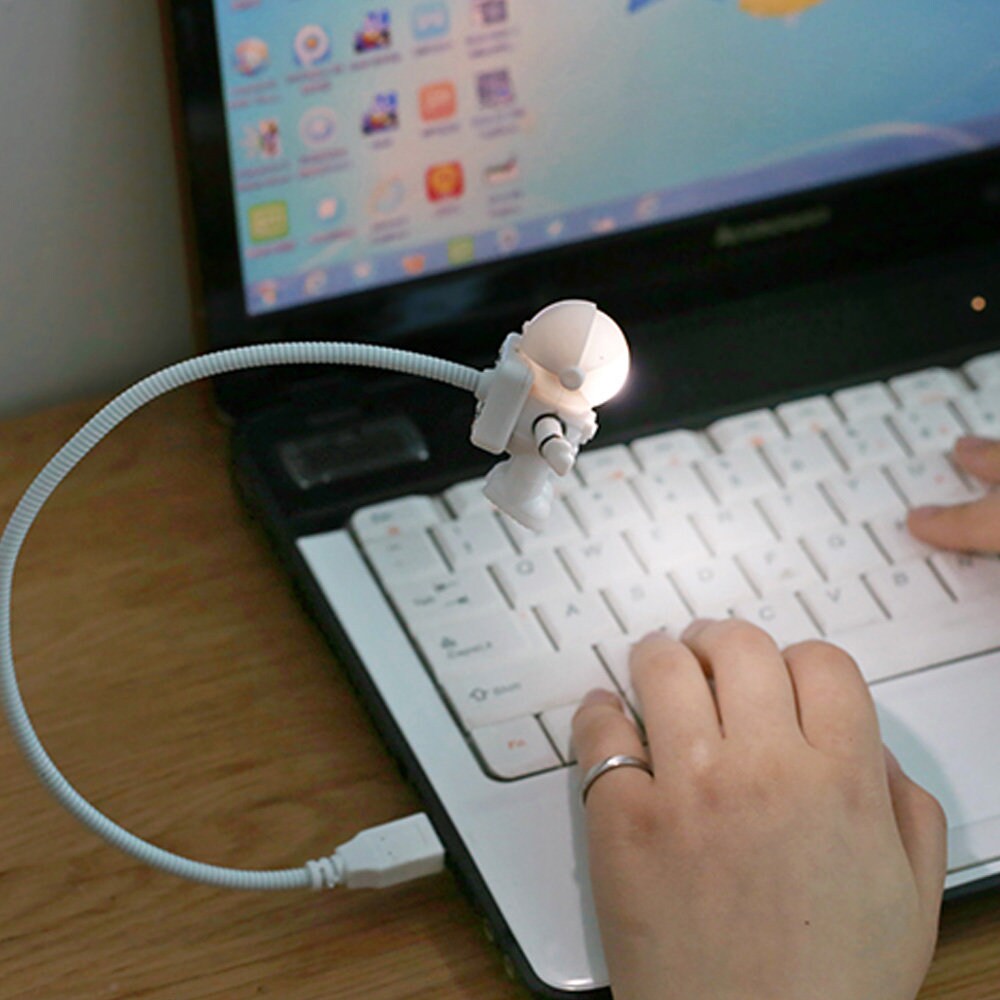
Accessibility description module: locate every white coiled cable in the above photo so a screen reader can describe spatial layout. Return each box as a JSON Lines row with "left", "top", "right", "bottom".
{"left": 0, "top": 342, "right": 482, "bottom": 891}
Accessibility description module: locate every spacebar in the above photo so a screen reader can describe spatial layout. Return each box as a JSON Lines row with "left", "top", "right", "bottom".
{"left": 828, "top": 596, "right": 1000, "bottom": 685}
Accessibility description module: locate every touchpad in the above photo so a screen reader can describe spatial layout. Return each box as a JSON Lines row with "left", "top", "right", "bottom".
{"left": 873, "top": 650, "right": 1000, "bottom": 873}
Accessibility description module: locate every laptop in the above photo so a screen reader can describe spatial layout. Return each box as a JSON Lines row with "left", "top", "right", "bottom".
{"left": 160, "top": 2, "right": 1000, "bottom": 995}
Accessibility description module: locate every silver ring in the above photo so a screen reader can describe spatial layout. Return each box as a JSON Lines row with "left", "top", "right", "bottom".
{"left": 580, "top": 754, "right": 654, "bottom": 805}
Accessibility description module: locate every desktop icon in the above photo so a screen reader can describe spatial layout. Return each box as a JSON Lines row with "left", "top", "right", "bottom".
{"left": 476, "top": 68, "right": 514, "bottom": 108}
{"left": 448, "top": 236, "right": 476, "bottom": 265}
{"left": 471, "top": 0, "right": 508, "bottom": 27}
{"left": 485, "top": 154, "right": 519, "bottom": 184}
{"left": 355, "top": 10, "right": 392, "bottom": 52}
{"left": 255, "top": 280, "right": 279, "bottom": 307}
{"left": 362, "top": 92, "right": 399, "bottom": 135}
{"left": 241, "top": 118, "right": 282, "bottom": 160}
{"left": 303, "top": 270, "right": 328, "bottom": 296}
{"left": 369, "top": 175, "right": 407, "bottom": 216}
{"left": 426, "top": 161, "right": 465, "bottom": 201}
{"left": 420, "top": 81, "right": 457, "bottom": 122}
{"left": 402, "top": 253, "right": 427, "bottom": 275}
{"left": 299, "top": 107, "right": 338, "bottom": 148}
{"left": 248, "top": 201, "right": 289, "bottom": 242}
{"left": 497, "top": 226, "right": 519, "bottom": 252}
{"left": 294, "top": 25, "right": 332, "bottom": 67}
{"left": 234, "top": 38, "right": 269, "bottom": 76}
{"left": 412, "top": 2, "right": 451, "bottom": 41}
{"left": 316, "top": 195, "right": 344, "bottom": 224}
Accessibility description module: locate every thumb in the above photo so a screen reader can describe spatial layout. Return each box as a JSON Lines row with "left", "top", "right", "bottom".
{"left": 883, "top": 746, "right": 948, "bottom": 919}
{"left": 907, "top": 492, "right": 1000, "bottom": 553}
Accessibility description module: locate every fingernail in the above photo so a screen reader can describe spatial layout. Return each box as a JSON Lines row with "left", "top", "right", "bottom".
{"left": 579, "top": 688, "right": 621, "bottom": 710}
{"left": 954, "top": 435, "right": 995, "bottom": 454}
{"left": 908, "top": 505, "right": 945, "bottom": 522}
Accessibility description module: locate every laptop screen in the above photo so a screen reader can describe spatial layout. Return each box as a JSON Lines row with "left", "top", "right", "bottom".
{"left": 210, "top": 1, "right": 1000, "bottom": 319}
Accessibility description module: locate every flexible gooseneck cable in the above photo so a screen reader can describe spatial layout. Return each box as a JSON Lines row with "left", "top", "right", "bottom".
{"left": 0, "top": 342, "right": 481, "bottom": 891}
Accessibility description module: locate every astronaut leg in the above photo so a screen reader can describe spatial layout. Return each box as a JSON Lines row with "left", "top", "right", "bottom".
{"left": 483, "top": 454, "right": 554, "bottom": 532}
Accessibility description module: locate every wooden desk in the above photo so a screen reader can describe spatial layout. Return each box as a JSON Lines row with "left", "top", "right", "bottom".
{"left": 1, "top": 389, "right": 998, "bottom": 999}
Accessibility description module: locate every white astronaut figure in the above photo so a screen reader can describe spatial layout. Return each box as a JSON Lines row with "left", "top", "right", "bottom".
{"left": 471, "top": 300, "right": 630, "bottom": 531}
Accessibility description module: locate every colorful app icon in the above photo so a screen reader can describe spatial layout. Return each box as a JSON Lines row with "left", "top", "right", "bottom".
{"left": 248, "top": 201, "right": 289, "bottom": 242}
{"left": 471, "top": 0, "right": 508, "bottom": 27}
{"left": 448, "top": 236, "right": 475, "bottom": 265}
{"left": 362, "top": 92, "right": 399, "bottom": 135}
{"left": 304, "top": 270, "right": 328, "bottom": 295}
{"left": 316, "top": 195, "right": 344, "bottom": 224}
{"left": 426, "top": 161, "right": 465, "bottom": 201}
{"left": 370, "top": 175, "right": 406, "bottom": 216}
{"left": 235, "top": 38, "right": 269, "bottom": 76}
{"left": 402, "top": 253, "right": 427, "bottom": 275}
{"left": 497, "top": 226, "right": 519, "bottom": 252}
{"left": 299, "top": 106, "right": 338, "bottom": 148}
{"left": 419, "top": 81, "right": 457, "bottom": 122}
{"left": 546, "top": 218, "right": 565, "bottom": 239}
{"left": 241, "top": 118, "right": 282, "bottom": 159}
{"left": 355, "top": 10, "right": 392, "bottom": 52}
{"left": 255, "top": 280, "right": 279, "bottom": 307}
{"left": 294, "top": 25, "right": 332, "bottom": 66}
{"left": 412, "top": 2, "right": 451, "bottom": 41}
{"left": 484, "top": 154, "right": 518, "bottom": 184}
{"left": 476, "top": 68, "right": 514, "bottom": 108}
{"left": 353, "top": 260, "right": 374, "bottom": 281}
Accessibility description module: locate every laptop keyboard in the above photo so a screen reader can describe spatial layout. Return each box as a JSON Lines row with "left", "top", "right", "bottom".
{"left": 344, "top": 353, "right": 1000, "bottom": 781}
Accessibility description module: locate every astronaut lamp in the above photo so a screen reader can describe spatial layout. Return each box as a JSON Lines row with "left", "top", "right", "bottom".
{"left": 471, "top": 300, "right": 630, "bottom": 531}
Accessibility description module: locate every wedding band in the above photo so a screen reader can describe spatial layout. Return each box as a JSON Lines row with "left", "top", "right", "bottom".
{"left": 580, "top": 754, "right": 654, "bottom": 805}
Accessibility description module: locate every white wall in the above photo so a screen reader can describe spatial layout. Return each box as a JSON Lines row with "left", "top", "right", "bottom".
{"left": 0, "top": 0, "right": 193, "bottom": 419}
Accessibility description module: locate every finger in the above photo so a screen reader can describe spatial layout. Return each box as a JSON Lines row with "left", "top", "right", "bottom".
{"left": 884, "top": 746, "right": 948, "bottom": 917}
{"left": 907, "top": 492, "right": 1000, "bottom": 552}
{"left": 952, "top": 435, "right": 1000, "bottom": 483}
{"left": 629, "top": 631, "right": 722, "bottom": 764}
{"left": 680, "top": 618, "right": 801, "bottom": 742}
{"left": 572, "top": 690, "right": 650, "bottom": 809}
{"left": 783, "top": 640, "right": 882, "bottom": 763}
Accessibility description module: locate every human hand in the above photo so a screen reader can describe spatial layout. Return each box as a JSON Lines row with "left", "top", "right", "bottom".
{"left": 572, "top": 623, "right": 947, "bottom": 1000}
{"left": 908, "top": 436, "right": 1000, "bottom": 552}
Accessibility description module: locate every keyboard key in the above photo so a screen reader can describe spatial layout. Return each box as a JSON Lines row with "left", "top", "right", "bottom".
{"left": 828, "top": 594, "right": 1000, "bottom": 683}
{"left": 884, "top": 454, "right": 977, "bottom": 508}
{"left": 952, "top": 389, "right": 1000, "bottom": 438}
{"left": 471, "top": 717, "right": 561, "bottom": 779}
{"left": 825, "top": 416, "right": 908, "bottom": 470}
{"left": 698, "top": 448, "right": 780, "bottom": 502}
{"left": 930, "top": 551, "right": 1000, "bottom": 600}
{"left": 631, "top": 465, "right": 716, "bottom": 516}
{"left": 691, "top": 501, "right": 775, "bottom": 555}
{"left": 491, "top": 548, "right": 576, "bottom": 606}
{"left": 352, "top": 495, "right": 442, "bottom": 542}
{"left": 800, "top": 525, "right": 886, "bottom": 579}
{"left": 560, "top": 534, "right": 645, "bottom": 590}
{"left": 822, "top": 467, "right": 906, "bottom": 522}
{"left": 564, "top": 480, "right": 650, "bottom": 535}
{"left": 412, "top": 608, "right": 550, "bottom": 680}
{"left": 799, "top": 578, "right": 886, "bottom": 634}
{"left": 540, "top": 702, "right": 584, "bottom": 764}
{"left": 446, "top": 648, "right": 612, "bottom": 730}
{"left": 388, "top": 568, "right": 508, "bottom": 624}
{"left": 731, "top": 595, "right": 820, "bottom": 647}
{"left": 707, "top": 408, "right": 786, "bottom": 451}
{"left": 775, "top": 395, "right": 842, "bottom": 435}
{"left": 737, "top": 541, "right": 821, "bottom": 594}
{"left": 866, "top": 513, "right": 938, "bottom": 564}
{"left": 431, "top": 511, "right": 515, "bottom": 569}
{"left": 889, "top": 367, "right": 969, "bottom": 407}
{"left": 763, "top": 432, "right": 842, "bottom": 486}
{"left": 536, "top": 591, "right": 623, "bottom": 650}
{"left": 963, "top": 350, "right": 1000, "bottom": 390}
{"left": 757, "top": 483, "right": 842, "bottom": 538}
{"left": 501, "top": 499, "right": 583, "bottom": 552}
{"left": 603, "top": 576, "right": 694, "bottom": 636}
{"left": 363, "top": 529, "right": 450, "bottom": 581}
{"left": 864, "top": 559, "right": 953, "bottom": 619}
{"left": 625, "top": 520, "right": 710, "bottom": 571}
{"left": 670, "top": 558, "right": 755, "bottom": 616}
{"left": 888, "top": 402, "right": 965, "bottom": 455}
{"left": 575, "top": 444, "right": 641, "bottom": 485}
{"left": 631, "top": 428, "right": 713, "bottom": 469}
{"left": 833, "top": 381, "right": 897, "bottom": 421}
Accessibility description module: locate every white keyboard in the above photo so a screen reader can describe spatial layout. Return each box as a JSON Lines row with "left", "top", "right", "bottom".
{"left": 345, "top": 353, "right": 1000, "bottom": 781}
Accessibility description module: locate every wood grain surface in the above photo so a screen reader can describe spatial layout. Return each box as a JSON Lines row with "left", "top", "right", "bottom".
{"left": 0, "top": 388, "right": 997, "bottom": 999}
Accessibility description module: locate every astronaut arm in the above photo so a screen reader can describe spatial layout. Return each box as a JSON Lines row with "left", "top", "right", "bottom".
{"left": 532, "top": 414, "right": 576, "bottom": 476}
